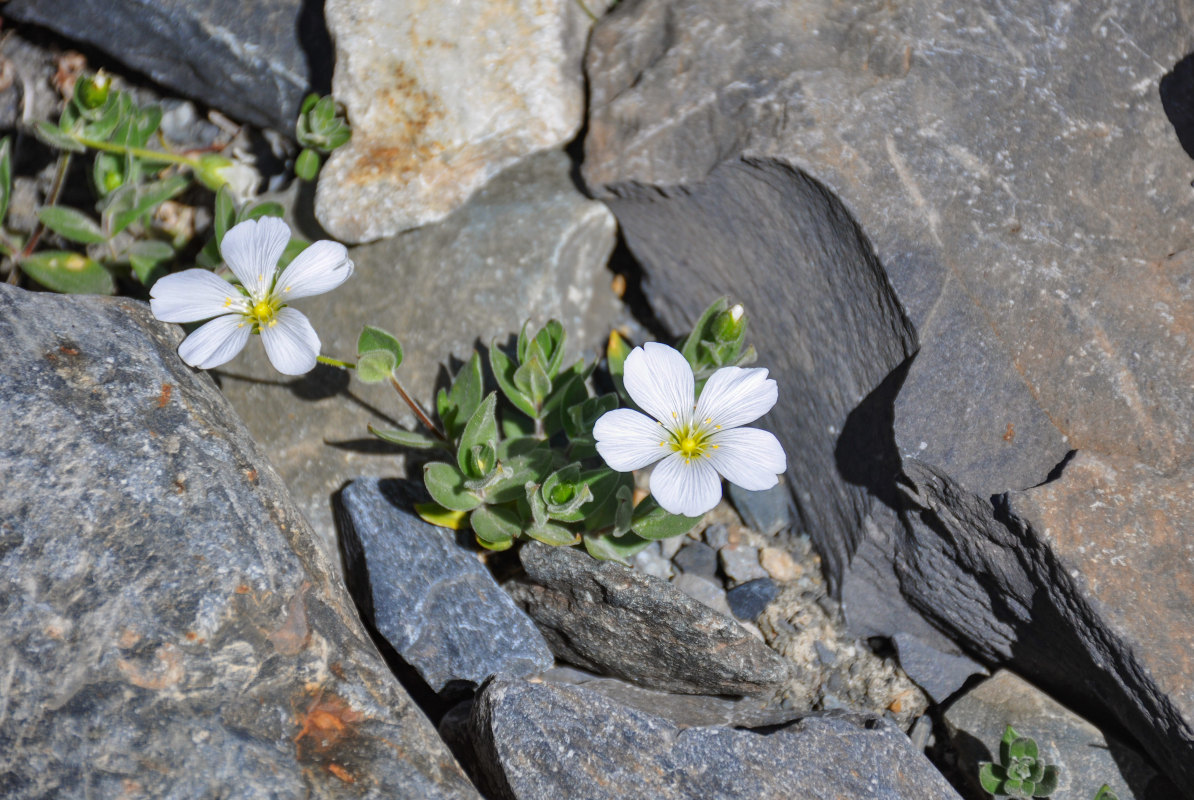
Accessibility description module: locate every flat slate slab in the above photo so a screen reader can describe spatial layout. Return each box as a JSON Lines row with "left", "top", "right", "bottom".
{"left": 337, "top": 477, "right": 554, "bottom": 693}
{"left": 0, "top": 285, "right": 478, "bottom": 798}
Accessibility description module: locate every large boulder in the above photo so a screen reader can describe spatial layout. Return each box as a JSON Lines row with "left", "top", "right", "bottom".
{"left": 582, "top": 0, "right": 1194, "bottom": 790}
{"left": 0, "top": 285, "right": 478, "bottom": 798}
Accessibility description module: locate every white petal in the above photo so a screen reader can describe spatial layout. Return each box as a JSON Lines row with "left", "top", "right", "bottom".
{"left": 708, "top": 427, "right": 787, "bottom": 491}
{"left": 649, "top": 452, "right": 722, "bottom": 517}
{"left": 177, "top": 315, "right": 251, "bottom": 369}
{"left": 273, "top": 240, "right": 354, "bottom": 300}
{"left": 695, "top": 366, "right": 778, "bottom": 430}
{"left": 149, "top": 269, "right": 245, "bottom": 323}
{"left": 623, "top": 342, "right": 695, "bottom": 426}
{"left": 259, "top": 307, "right": 320, "bottom": 375}
{"left": 220, "top": 217, "right": 290, "bottom": 299}
{"left": 594, "top": 408, "right": 669, "bottom": 471}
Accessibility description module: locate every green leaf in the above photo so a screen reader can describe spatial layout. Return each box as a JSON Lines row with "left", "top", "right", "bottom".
{"left": 295, "top": 148, "right": 321, "bottom": 181}
{"left": 33, "top": 121, "right": 85, "bottom": 153}
{"left": 213, "top": 185, "right": 236, "bottom": 246}
{"left": 439, "top": 351, "right": 484, "bottom": 441}
{"left": 368, "top": 424, "right": 448, "bottom": 451}
{"left": 526, "top": 520, "right": 579, "bottom": 546}
{"left": 1008, "top": 736, "right": 1037, "bottom": 762}
{"left": 240, "top": 201, "right": 286, "bottom": 222}
{"left": 357, "top": 326, "right": 403, "bottom": 368}
{"left": 979, "top": 763, "right": 1005, "bottom": 794}
{"left": 279, "top": 237, "right": 308, "bottom": 268}
{"left": 300, "top": 93, "right": 320, "bottom": 116}
{"left": 475, "top": 533, "right": 515, "bottom": 552}
{"left": 1036, "top": 765, "right": 1059, "bottom": 797}
{"left": 565, "top": 393, "right": 619, "bottom": 440}
{"left": 583, "top": 530, "right": 651, "bottom": 564}
{"left": 457, "top": 393, "right": 498, "bottom": 477}
{"left": 111, "top": 174, "right": 189, "bottom": 235}
{"left": 680, "top": 296, "right": 729, "bottom": 369}
{"left": 513, "top": 356, "right": 551, "bottom": 411}
{"left": 577, "top": 468, "right": 634, "bottom": 531}
{"left": 631, "top": 496, "right": 703, "bottom": 540}
{"left": 93, "top": 152, "right": 124, "bottom": 196}
{"left": 414, "top": 501, "right": 470, "bottom": 530}
{"left": 20, "top": 251, "right": 114, "bottom": 295}
{"left": 470, "top": 505, "right": 523, "bottom": 545}
{"left": 126, "top": 239, "right": 174, "bottom": 284}
{"left": 490, "top": 343, "right": 538, "bottom": 418}
{"left": 356, "top": 350, "right": 396, "bottom": 383}
{"left": 0, "top": 137, "right": 11, "bottom": 224}
{"left": 607, "top": 329, "right": 632, "bottom": 399}
{"left": 37, "top": 206, "right": 106, "bottom": 245}
{"left": 423, "top": 461, "right": 481, "bottom": 512}
{"left": 1093, "top": 785, "right": 1118, "bottom": 800}
{"left": 80, "top": 96, "right": 123, "bottom": 140}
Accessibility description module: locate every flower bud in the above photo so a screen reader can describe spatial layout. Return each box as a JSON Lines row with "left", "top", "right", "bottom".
{"left": 75, "top": 71, "right": 111, "bottom": 110}
{"left": 712, "top": 303, "right": 746, "bottom": 343}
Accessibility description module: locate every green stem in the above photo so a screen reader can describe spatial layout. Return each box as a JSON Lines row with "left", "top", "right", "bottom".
{"left": 71, "top": 134, "right": 203, "bottom": 171}
{"left": 8, "top": 150, "right": 72, "bottom": 284}
{"left": 389, "top": 374, "right": 447, "bottom": 441}
{"left": 316, "top": 355, "right": 356, "bottom": 370}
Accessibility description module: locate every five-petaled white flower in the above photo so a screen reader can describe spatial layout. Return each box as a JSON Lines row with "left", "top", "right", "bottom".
{"left": 594, "top": 342, "right": 787, "bottom": 518}
{"left": 150, "top": 217, "right": 353, "bottom": 375}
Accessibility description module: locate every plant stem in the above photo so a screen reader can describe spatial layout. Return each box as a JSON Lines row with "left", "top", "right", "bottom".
{"left": 8, "top": 150, "right": 72, "bottom": 284}
{"left": 389, "top": 374, "right": 446, "bottom": 441}
{"left": 71, "top": 135, "right": 203, "bottom": 171}
{"left": 315, "top": 354, "right": 356, "bottom": 370}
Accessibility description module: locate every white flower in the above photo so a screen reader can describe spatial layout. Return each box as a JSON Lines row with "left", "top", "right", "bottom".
{"left": 594, "top": 342, "right": 787, "bottom": 517}
{"left": 150, "top": 217, "right": 353, "bottom": 375}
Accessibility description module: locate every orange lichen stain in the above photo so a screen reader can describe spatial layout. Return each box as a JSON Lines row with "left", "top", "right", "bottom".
{"left": 184, "top": 631, "right": 204, "bottom": 644}
{"left": 173, "top": 477, "right": 186, "bottom": 495}
{"left": 118, "top": 628, "right": 141, "bottom": 648}
{"left": 293, "top": 689, "right": 364, "bottom": 754}
{"left": 235, "top": 584, "right": 252, "bottom": 595}
{"left": 117, "top": 643, "right": 184, "bottom": 690}
{"left": 45, "top": 623, "right": 67, "bottom": 639}
{"left": 329, "top": 662, "right": 347, "bottom": 681}
{"left": 1003, "top": 423, "right": 1015, "bottom": 443}
{"left": 268, "top": 582, "right": 311, "bottom": 656}
{"left": 157, "top": 383, "right": 173, "bottom": 408}
{"left": 243, "top": 468, "right": 258, "bottom": 483}
{"left": 888, "top": 697, "right": 904, "bottom": 713}
{"left": 326, "top": 764, "right": 355, "bottom": 784}
{"left": 58, "top": 345, "right": 79, "bottom": 356}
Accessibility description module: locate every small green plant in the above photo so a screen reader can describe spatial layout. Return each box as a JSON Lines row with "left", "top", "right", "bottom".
{"left": 979, "top": 726, "right": 1060, "bottom": 798}
{"left": 294, "top": 94, "right": 351, "bottom": 181}
{"left": 1092, "top": 785, "right": 1118, "bottom": 800}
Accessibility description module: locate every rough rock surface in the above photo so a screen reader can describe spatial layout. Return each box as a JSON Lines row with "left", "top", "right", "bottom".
{"left": 944, "top": 670, "right": 1175, "bottom": 799}
{"left": 469, "top": 677, "right": 963, "bottom": 800}
{"left": 506, "top": 542, "right": 790, "bottom": 696}
{"left": 1, "top": 0, "right": 330, "bottom": 131}
{"left": 337, "top": 477, "right": 554, "bottom": 693}
{"left": 0, "top": 285, "right": 478, "bottom": 798}
{"left": 582, "top": 0, "right": 1194, "bottom": 789}
{"left": 219, "top": 150, "right": 621, "bottom": 558}
{"left": 316, "top": 0, "right": 603, "bottom": 242}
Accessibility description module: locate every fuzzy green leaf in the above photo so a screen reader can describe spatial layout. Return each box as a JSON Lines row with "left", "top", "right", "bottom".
{"left": 414, "top": 501, "right": 469, "bottom": 530}
{"left": 470, "top": 505, "right": 523, "bottom": 545}
{"left": 490, "top": 343, "right": 537, "bottom": 417}
{"left": 368, "top": 424, "right": 447, "bottom": 451}
{"left": 631, "top": 495, "right": 703, "bottom": 540}
{"left": 111, "top": 174, "right": 189, "bottom": 235}
{"left": 34, "top": 121, "right": 85, "bottom": 152}
{"left": 583, "top": 530, "right": 651, "bottom": 564}
{"left": 356, "top": 350, "right": 396, "bottom": 383}
{"left": 680, "top": 297, "right": 728, "bottom": 368}
{"left": 526, "top": 520, "right": 579, "bottom": 546}
{"left": 0, "top": 138, "right": 11, "bottom": 224}
{"left": 439, "top": 351, "right": 484, "bottom": 441}
{"left": 127, "top": 239, "right": 174, "bottom": 284}
{"left": 458, "top": 393, "right": 498, "bottom": 477}
{"left": 213, "top": 185, "right": 236, "bottom": 246}
{"left": 21, "top": 251, "right": 114, "bottom": 295}
{"left": 424, "top": 461, "right": 482, "bottom": 512}
{"left": 1036, "top": 765, "right": 1059, "bottom": 797}
{"left": 295, "top": 148, "right": 321, "bottom": 181}
{"left": 37, "top": 205, "right": 106, "bottom": 245}
{"left": 357, "top": 325, "right": 403, "bottom": 369}
{"left": 979, "top": 763, "right": 1005, "bottom": 794}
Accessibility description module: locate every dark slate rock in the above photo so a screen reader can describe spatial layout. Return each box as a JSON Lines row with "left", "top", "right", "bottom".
{"left": 672, "top": 540, "right": 718, "bottom": 578}
{"left": 337, "top": 477, "right": 554, "bottom": 694}
{"left": 0, "top": 285, "right": 477, "bottom": 798}
{"left": 470, "top": 677, "right": 963, "bottom": 800}
{"left": 944, "top": 671, "right": 1176, "bottom": 800}
{"left": 1, "top": 0, "right": 332, "bottom": 131}
{"left": 581, "top": 0, "right": 1194, "bottom": 791}
{"left": 727, "top": 578, "right": 778, "bottom": 621}
{"left": 507, "top": 542, "right": 789, "bottom": 696}
{"left": 727, "top": 481, "right": 792, "bottom": 537}
{"left": 541, "top": 666, "right": 800, "bottom": 729}
{"left": 892, "top": 632, "right": 986, "bottom": 705}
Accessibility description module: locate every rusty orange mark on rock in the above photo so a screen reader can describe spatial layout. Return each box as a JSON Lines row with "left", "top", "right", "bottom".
{"left": 243, "top": 468, "right": 258, "bottom": 483}
{"left": 59, "top": 345, "right": 79, "bottom": 356}
{"left": 1003, "top": 423, "right": 1015, "bottom": 442}
{"left": 293, "top": 689, "right": 364, "bottom": 755}
{"left": 269, "top": 582, "right": 311, "bottom": 656}
{"left": 235, "top": 584, "right": 251, "bottom": 595}
{"left": 326, "top": 764, "right": 355, "bottom": 783}
{"left": 117, "top": 643, "right": 184, "bottom": 690}
{"left": 157, "top": 383, "right": 173, "bottom": 408}
{"left": 118, "top": 628, "right": 141, "bottom": 648}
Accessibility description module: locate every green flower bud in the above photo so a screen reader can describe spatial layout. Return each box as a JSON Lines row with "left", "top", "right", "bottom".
{"left": 712, "top": 303, "right": 746, "bottom": 343}
{"left": 75, "top": 71, "right": 111, "bottom": 110}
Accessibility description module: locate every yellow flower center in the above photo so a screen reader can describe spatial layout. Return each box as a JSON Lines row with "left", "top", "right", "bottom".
{"left": 662, "top": 417, "right": 720, "bottom": 463}
{"left": 250, "top": 298, "right": 280, "bottom": 328}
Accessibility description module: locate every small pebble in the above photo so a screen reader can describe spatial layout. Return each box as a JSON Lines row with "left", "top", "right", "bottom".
{"left": 659, "top": 535, "right": 685, "bottom": 560}
{"left": 814, "top": 640, "right": 837, "bottom": 666}
{"left": 727, "top": 480, "right": 791, "bottom": 535}
{"left": 671, "top": 572, "right": 733, "bottom": 618}
{"left": 759, "top": 546, "right": 800, "bottom": 581}
{"left": 702, "top": 523, "right": 730, "bottom": 551}
{"left": 720, "top": 544, "right": 769, "bottom": 585}
{"left": 673, "top": 541, "right": 719, "bottom": 579}
{"left": 726, "top": 578, "right": 778, "bottom": 620}
{"left": 631, "top": 541, "right": 673, "bottom": 581}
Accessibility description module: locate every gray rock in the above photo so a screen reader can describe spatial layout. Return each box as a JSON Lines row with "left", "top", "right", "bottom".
{"left": 670, "top": 572, "right": 734, "bottom": 618}
{"left": 470, "top": 677, "right": 963, "bottom": 800}
{"left": 0, "top": 285, "right": 477, "bottom": 798}
{"left": 316, "top": 0, "right": 598, "bottom": 242}
{"left": 702, "top": 522, "right": 730, "bottom": 551}
{"left": 727, "top": 481, "right": 792, "bottom": 537}
{"left": 944, "top": 671, "right": 1176, "bottom": 800}
{"left": 337, "top": 477, "right": 554, "bottom": 694}
{"left": 720, "top": 543, "right": 769, "bottom": 585}
{"left": 892, "top": 632, "right": 986, "bottom": 705}
{"left": 727, "top": 578, "right": 778, "bottom": 621}
{"left": 507, "top": 542, "right": 790, "bottom": 696}
{"left": 218, "top": 149, "right": 621, "bottom": 560}
{"left": 630, "top": 541, "right": 674, "bottom": 581}
{"left": 541, "top": 666, "right": 801, "bottom": 729}
{"left": 672, "top": 541, "right": 718, "bottom": 579}
{"left": 581, "top": 0, "right": 1194, "bottom": 790}
{"left": 1, "top": 0, "right": 330, "bottom": 131}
